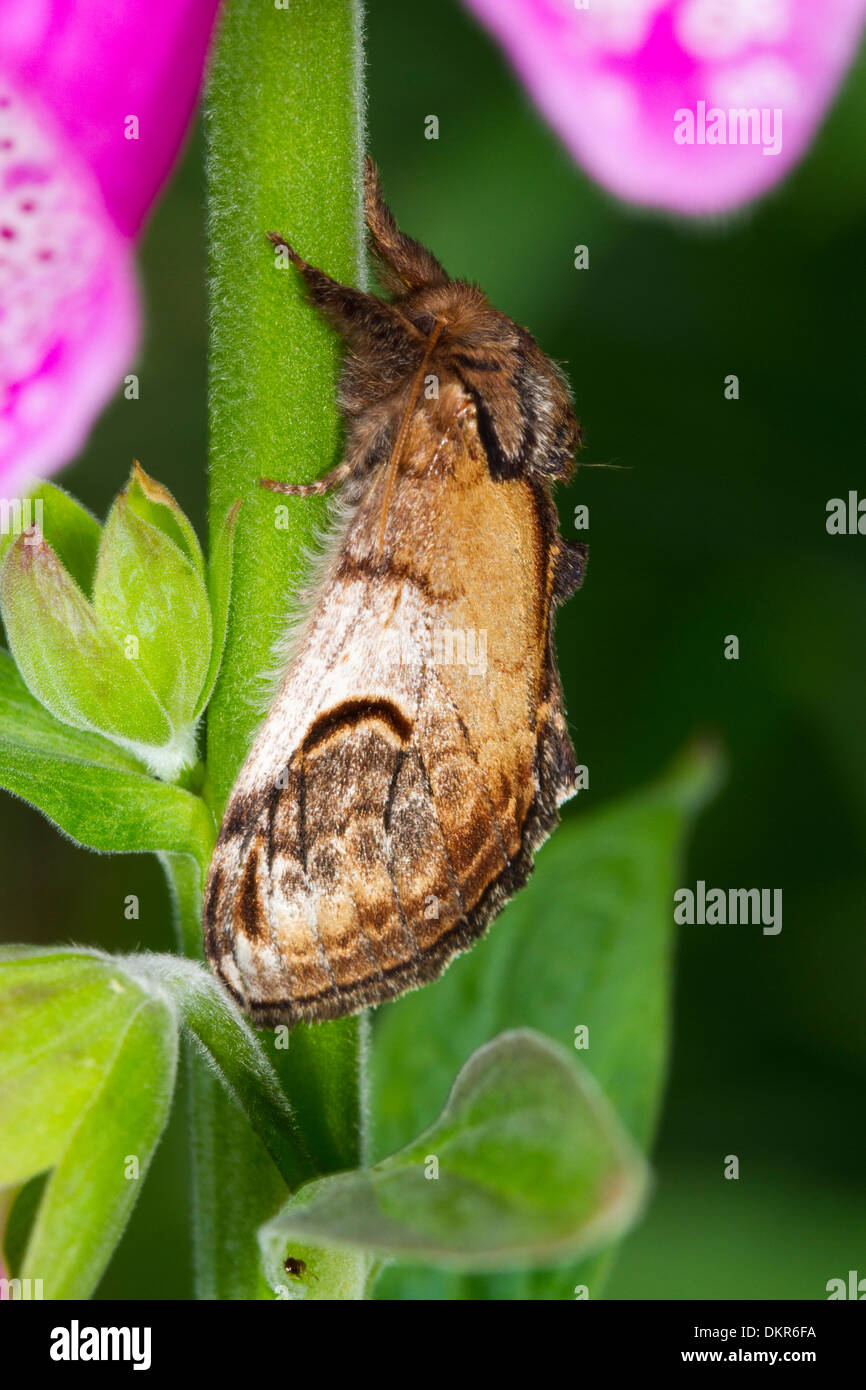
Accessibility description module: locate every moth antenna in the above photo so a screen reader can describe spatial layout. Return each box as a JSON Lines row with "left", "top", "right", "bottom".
{"left": 364, "top": 157, "right": 450, "bottom": 294}
{"left": 578, "top": 461, "right": 631, "bottom": 470}
{"left": 375, "top": 318, "right": 445, "bottom": 555}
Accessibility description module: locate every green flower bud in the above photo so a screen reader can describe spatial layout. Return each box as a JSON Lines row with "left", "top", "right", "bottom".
{"left": 0, "top": 530, "right": 175, "bottom": 760}
{"left": 0, "top": 482, "right": 99, "bottom": 591}
{"left": 94, "top": 477, "right": 212, "bottom": 732}
{"left": 125, "top": 461, "right": 205, "bottom": 579}
{"left": 0, "top": 466, "right": 222, "bottom": 782}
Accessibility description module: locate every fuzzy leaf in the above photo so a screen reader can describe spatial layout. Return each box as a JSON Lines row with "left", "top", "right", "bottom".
{"left": 371, "top": 744, "right": 722, "bottom": 1299}
{"left": 0, "top": 650, "right": 215, "bottom": 869}
{"left": 260, "top": 1030, "right": 648, "bottom": 1279}
{"left": 0, "top": 948, "right": 177, "bottom": 1299}
{"left": 128, "top": 954, "right": 315, "bottom": 1190}
{"left": 196, "top": 498, "right": 240, "bottom": 719}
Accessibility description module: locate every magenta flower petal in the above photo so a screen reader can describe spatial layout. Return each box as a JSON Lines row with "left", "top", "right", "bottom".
{"left": 464, "top": 0, "right": 866, "bottom": 215}
{"left": 2, "top": 1, "right": 221, "bottom": 238}
{"left": 0, "top": 1, "right": 220, "bottom": 490}
{"left": 0, "top": 77, "right": 139, "bottom": 493}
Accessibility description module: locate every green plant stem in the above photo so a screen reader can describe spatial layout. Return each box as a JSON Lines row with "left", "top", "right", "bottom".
{"left": 198, "top": 0, "right": 368, "bottom": 1298}
{"left": 160, "top": 851, "right": 207, "bottom": 959}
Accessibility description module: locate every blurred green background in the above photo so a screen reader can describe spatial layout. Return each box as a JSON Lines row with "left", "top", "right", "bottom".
{"left": 2, "top": 0, "right": 865, "bottom": 1298}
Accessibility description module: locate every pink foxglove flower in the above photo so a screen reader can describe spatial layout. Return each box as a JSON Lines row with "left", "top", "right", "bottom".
{"left": 0, "top": 1, "right": 221, "bottom": 491}
{"left": 464, "top": 0, "right": 866, "bottom": 215}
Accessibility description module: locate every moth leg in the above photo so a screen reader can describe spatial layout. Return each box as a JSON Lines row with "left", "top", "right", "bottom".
{"left": 260, "top": 425, "right": 388, "bottom": 498}
{"left": 553, "top": 539, "right": 588, "bottom": 601}
{"left": 266, "top": 230, "right": 400, "bottom": 344}
{"left": 260, "top": 460, "right": 357, "bottom": 498}
{"left": 363, "top": 157, "right": 450, "bottom": 294}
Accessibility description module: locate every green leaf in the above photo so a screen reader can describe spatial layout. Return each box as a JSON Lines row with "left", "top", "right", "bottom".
{"left": 0, "top": 532, "right": 173, "bottom": 750}
{"left": 260, "top": 1030, "right": 647, "bottom": 1282}
{"left": 2, "top": 1173, "right": 47, "bottom": 1277}
{"left": 266, "top": 1242, "right": 374, "bottom": 1302}
{"left": 0, "top": 948, "right": 177, "bottom": 1298}
{"left": 93, "top": 490, "right": 212, "bottom": 727}
{"left": 371, "top": 744, "right": 722, "bottom": 1299}
{"left": 127, "top": 953, "right": 316, "bottom": 1190}
{"left": 188, "top": 1056, "right": 288, "bottom": 1300}
{"left": 0, "top": 650, "right": 215, "bottom": 871}
{"left": 196, "top": 498, "right": 240, "bottom": 719}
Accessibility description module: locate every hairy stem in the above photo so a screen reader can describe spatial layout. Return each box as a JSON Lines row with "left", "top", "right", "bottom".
{"left": 197, "top": 0, "right": 368, "bottom": 1298}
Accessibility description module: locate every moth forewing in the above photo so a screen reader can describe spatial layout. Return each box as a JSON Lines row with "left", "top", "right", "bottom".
{"left": 204, "top": 159, "right": 587, "bottom": 1026}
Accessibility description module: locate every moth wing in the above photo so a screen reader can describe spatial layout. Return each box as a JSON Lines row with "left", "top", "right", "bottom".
{"left": 205, "top": 406, "right": 578, "bottom": 1026}
{"left": 204, "top": 577, "right": 517, "bottom": 1024}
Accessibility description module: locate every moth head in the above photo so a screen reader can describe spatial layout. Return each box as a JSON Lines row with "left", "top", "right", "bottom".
{"left": 442, "top": 292, "right": 580, "bottom": 483}
{"left": 269, "top": 161, "right": 580, "bottom": 481}
{"left": 365, "top": 159, "right": 580, "bottom": 482}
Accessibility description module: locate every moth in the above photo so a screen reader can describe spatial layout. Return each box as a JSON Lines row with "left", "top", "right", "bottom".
{"left": 204, "top": 158, "right": 587, "bottom": 1027}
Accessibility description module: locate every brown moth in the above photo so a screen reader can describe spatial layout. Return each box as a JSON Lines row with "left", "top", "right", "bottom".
{"left": 203, "top": 158, "right": 587, "bottom": 1027}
